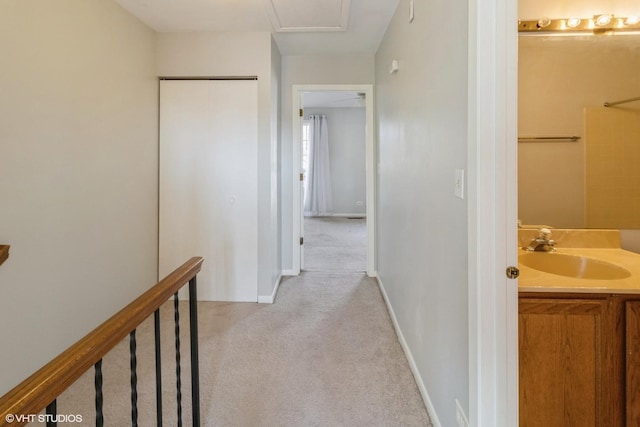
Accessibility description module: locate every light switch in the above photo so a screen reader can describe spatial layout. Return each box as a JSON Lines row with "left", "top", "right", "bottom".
{"left": 455, "top": 169, "right": 465, "bottom": 199}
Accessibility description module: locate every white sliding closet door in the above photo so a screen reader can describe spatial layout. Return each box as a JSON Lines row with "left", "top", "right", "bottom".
{"left": 159, "top": 80, "right": 258, "bottom": 302}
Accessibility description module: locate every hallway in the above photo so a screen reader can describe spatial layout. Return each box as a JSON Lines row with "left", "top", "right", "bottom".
{"left": 51, "top": 219, "right": 431, "bottom": 426}
{"left": 196, "top": 271, "right": 433, "bottom": 425}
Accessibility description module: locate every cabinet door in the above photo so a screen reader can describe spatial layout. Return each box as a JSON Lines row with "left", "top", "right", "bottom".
{"left": 519, "top": 298, "right": 619, "bottom": 427}
{"left": 627, "top": 301, "right": 640, "bottom": 425}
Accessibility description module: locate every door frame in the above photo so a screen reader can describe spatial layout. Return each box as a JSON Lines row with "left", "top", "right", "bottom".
{"left": 291, "top": 84, "right": 376, "bottom": 276}
{"left": 468, "top": 0, "right": 519, "bottom": 423}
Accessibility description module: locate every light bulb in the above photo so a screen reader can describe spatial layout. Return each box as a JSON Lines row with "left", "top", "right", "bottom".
{"left": 595, "top": 14, "right": 613, "bottom": 27}
{"left": 625, "top": 16, "right": 640, "bottom": 25}
{"left": 537, "top": 17, "right": 551, "bottom": 28}
{"left": 566, "top": 17, "right": 581, "bottom": 28}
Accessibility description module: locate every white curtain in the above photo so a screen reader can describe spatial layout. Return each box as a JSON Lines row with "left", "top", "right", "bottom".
{"left": 304, "top": 114, "right": 333, "bottom": 216}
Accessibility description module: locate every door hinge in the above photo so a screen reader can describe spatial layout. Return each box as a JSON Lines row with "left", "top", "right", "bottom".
{"left": 506, "top": 266, "right": 520, "bottom": 279}
{"left": 299, "top": 108, "right": 303, "bottom": 117}
{"left": 300, "top": 237, "right": 304, "bottom": 245}
{"left": 300, "top": 173, "right": 304, "bottom": 181}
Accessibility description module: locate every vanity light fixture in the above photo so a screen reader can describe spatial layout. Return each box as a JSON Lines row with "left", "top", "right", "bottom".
{"left": 519, "top": 14, "right": 640, "bottom": 34}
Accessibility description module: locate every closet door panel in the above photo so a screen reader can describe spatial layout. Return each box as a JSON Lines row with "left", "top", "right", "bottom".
{"left": 159, "top": 80, "right": 257, "bottom": 301}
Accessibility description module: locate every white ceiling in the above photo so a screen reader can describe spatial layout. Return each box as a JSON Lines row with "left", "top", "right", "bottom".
{"left": 113, "top": 0, "right": 399, "bottom": 55}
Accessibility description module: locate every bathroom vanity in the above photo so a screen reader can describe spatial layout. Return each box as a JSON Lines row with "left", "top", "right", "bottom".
{"left": 518, "top": 229, "right": 640, "bottom": 427}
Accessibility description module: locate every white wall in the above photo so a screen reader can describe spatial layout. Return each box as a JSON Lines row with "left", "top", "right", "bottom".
{"left": 280, "top": 55, "right": 375, "bottom": 270}
{"left": 0, "top": 0, "right": 158, "bottom": 395}
{"left": 271, "top": 37, "right": 283, "bottom": 289}
{"left": 156, "top": 32, "right": 281, "bottom": 298}
{"left": 375, "top": 0, "right": 469, "bottom": 425}
{"left": 304, "top": 108, "right": 366, "bottom": 215}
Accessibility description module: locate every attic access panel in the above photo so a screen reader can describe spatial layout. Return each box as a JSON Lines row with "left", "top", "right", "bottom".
{"left": 266, "top": 0, "right": 350, "bottom": 32}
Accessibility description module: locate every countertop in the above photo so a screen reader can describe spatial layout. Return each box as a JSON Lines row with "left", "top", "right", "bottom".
{"left": 518, "top": 247, "right": 640, "bottom": 294}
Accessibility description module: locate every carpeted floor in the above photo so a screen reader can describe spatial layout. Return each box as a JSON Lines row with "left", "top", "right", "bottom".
{"left": 303, "top": 217, "right": 367, "bottom": 272}
{"left": 45, "top": 218, "right": 432, "bottom": 426}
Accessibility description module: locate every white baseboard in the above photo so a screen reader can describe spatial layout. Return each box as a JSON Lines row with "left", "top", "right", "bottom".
{"left": 329, "top": 213, "right": 366, "bottom": 218}
{"left": 376, "top": 276, "right": 442, "bottom": 427}
{"left": 258, "top": 274, "right": 282, "bottom": 304}
{"left": 281, "top": 269, "right": 297, "bottom": 276}
{"left": 304, "top": 213, "right": 366, "bottom": 218}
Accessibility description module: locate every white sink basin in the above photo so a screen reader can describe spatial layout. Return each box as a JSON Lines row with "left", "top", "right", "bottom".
{"left": 519, "top": 252, "right": 631, "bottom": 280}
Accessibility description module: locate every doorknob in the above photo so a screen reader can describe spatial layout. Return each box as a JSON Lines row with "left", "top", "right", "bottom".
{"left": 506, "top": 266, "right": 520, "bottom": 279}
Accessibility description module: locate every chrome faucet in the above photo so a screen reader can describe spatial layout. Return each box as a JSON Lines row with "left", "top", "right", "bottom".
{"left": 524, "top": 228, "right": 556, "bottom": 252}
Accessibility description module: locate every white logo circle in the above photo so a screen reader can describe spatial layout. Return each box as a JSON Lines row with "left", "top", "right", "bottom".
{"left": 5, "top": 414, "right": 15, "bottom": 423}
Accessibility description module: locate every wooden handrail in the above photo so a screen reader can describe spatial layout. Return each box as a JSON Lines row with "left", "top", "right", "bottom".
{"left": 0, "top": 245, "right": 9, "bottom": 267}
{"left": 0, "top": 257, "right": 203, "bottom": 425}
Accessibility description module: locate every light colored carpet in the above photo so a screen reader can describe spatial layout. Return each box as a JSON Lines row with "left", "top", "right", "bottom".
{"left": 303, "top": 217, "right": 367, "bottom": 272}
{"left": 46, "top": 272, "right": 432, "bottom": 426}
{"left": 41, "top": 219, "right": 430, "bottom": 425}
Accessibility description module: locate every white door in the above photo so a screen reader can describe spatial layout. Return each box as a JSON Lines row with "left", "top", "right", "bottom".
{"left": 159, "top": 79, "right": 258, "bottom": 302}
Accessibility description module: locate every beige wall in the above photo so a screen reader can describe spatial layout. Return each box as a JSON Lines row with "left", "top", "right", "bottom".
{"left": 585, "top": 107, "right": 640, "bottom": 228}
{"left": 0, "top": 0, "right": 158, "bottom": 394}
{"left": 518, "top": 36, "right": 640, "bottom": 229}
{"left": 157, "top": 32, "right": 281, "bottom": 298}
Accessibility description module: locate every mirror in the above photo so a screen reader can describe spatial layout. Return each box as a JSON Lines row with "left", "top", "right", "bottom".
{"left": 518, "top": 34, "right": 640, "bottom": 229}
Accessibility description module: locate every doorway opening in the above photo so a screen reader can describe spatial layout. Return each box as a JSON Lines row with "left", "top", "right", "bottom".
{"left": 291, "top": 84, "right": 375, "bottom": 276}
{"left": 301, "top": 94, "right": 367, "bottom": 272}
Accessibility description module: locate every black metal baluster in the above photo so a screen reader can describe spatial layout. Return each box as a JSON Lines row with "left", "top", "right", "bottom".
{"left": 174, "top": 293, "right": 183, "bottom": 427}
{"left": 154, "top": 308, "right": 163, "bottom": 427}
{"left": 130, "top": 330, "right": 139, "bottom": 427}
{"left": 95, "top": 359, "right": 104, "bottom": 427}
{"left": 189, "top": 276, "right": 201, "bottom": 427}
{"left": 45, "top": 399, "right": 57, "bottom": 427}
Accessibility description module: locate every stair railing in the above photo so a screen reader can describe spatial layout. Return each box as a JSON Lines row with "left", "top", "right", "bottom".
{"left": 0, "top": 257, "right": 203, "bottom": 427}
{"left": 0, "top": 245, "right": 9, "bottom": 267}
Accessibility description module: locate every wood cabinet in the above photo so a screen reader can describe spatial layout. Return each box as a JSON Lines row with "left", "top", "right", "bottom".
{"left": 626, "top": 302, "right": 640, "bottom": 424}
{"left": 519, "top": 293, "right": 629, "bottom": 427}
